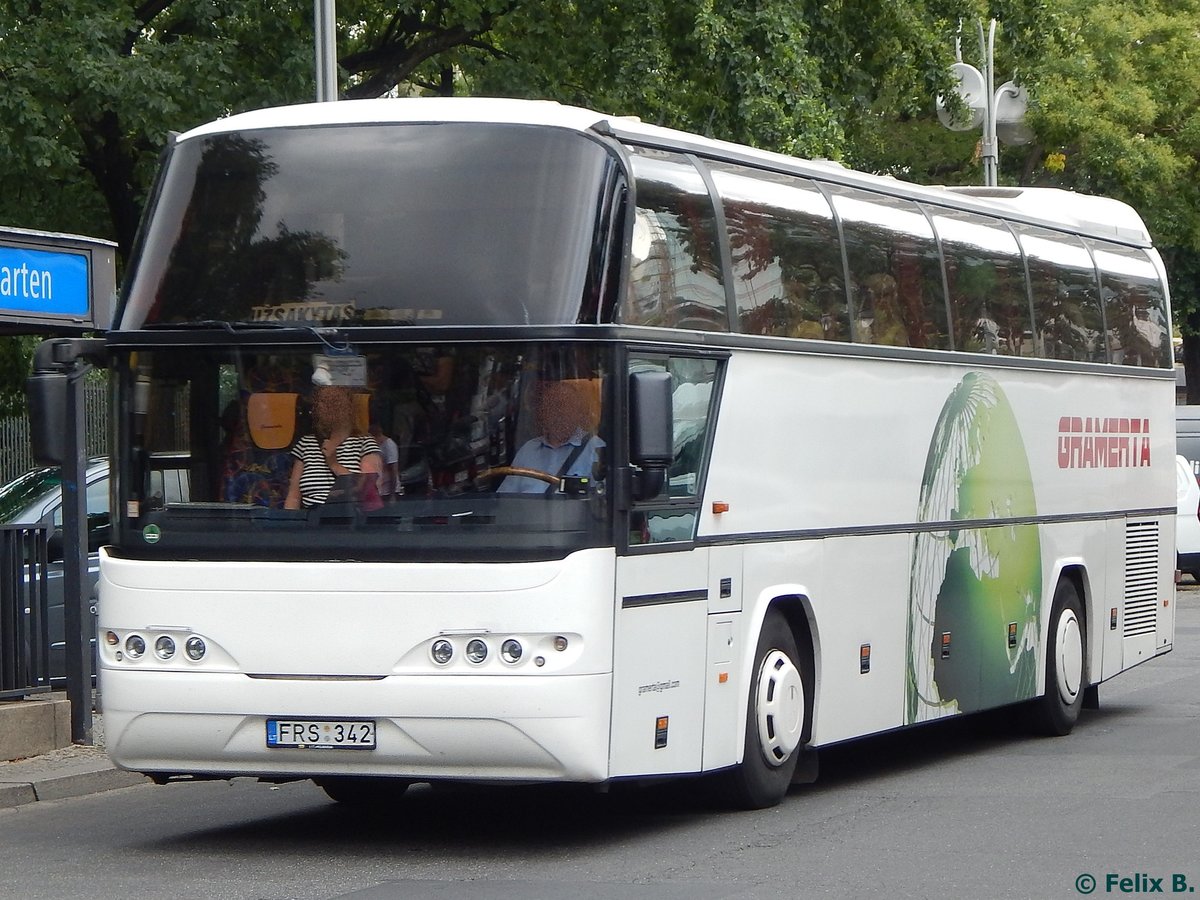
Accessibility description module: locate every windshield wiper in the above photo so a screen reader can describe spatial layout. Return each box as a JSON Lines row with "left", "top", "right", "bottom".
{"left": 142, "top": 320, "right": 300, "bottom": 331}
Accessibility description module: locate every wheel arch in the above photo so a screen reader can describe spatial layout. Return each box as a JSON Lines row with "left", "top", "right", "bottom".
{"left": 742, "top": 589, "right": 819, "bottom": 747}
{"left": 1044, "top": 561, "right": 1093, "bottom": 688}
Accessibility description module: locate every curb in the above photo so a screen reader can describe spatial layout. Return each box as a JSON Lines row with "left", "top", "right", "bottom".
{"left": 0, "top": 757, "right": 149, "bottom": 809}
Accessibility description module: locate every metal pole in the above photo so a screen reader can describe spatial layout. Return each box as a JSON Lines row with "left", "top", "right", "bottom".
{"left": 978, "top": 19, "right": 999, "bottom": 187}
{"left": 61, "top": 362, "right": 92, "bottom": 744}
{"left": 315, "top": 0, "right": 338, "bottom": 102}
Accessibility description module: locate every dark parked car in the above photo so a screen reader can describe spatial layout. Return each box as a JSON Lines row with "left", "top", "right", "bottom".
{"left": 0, "top": 457, "right": 188, "bottom": 683}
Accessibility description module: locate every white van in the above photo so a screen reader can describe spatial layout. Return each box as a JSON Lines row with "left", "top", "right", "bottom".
{"left": 1176, "top": 454, "right": 1200, "bottom": 580}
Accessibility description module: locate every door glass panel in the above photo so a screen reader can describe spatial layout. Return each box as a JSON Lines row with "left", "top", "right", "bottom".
{"left": 629, "top": 355, "right": 720, "bottom": 545}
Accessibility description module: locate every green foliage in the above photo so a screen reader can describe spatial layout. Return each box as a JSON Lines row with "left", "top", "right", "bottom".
{"left": 1027, "top": 1, "right": 1200, "bottom": 232}
{"left": 464, "top": 0, "right": 1024, "bottom": 161}
{"left": 1015, "top": 0, "right": 1200, "bottom": 373}
{"left": 0, "top": 335, "right": 39, "bottom": 417}
{"left": 0, "top": 0, "right": 1197, "bottom": 394}
{"left": 0, "top": 1, "right": 314, "bottom": 255}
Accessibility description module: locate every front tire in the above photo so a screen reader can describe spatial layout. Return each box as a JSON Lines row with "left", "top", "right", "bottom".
{"left": 1029, "top": 579, "right": 1086, "bottom": 736}
{"left": 715, "top": 610, "right": 805, "bottom": 809}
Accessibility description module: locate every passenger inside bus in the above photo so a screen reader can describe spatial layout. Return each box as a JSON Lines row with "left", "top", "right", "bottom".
{"left": 498, "top": 380, "right": 605, "bottom": 494}
{"left": 220, "top": 377, "right": 299, "bottom": 509}
{"left": 285, "top": 385, "right": 383, "bottom": 509}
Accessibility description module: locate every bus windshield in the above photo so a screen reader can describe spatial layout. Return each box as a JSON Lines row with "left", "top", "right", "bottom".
{"left": 118, "top": 123, "right": 614, "bottom": 329}
{"left": 112, "top": 342, "right": 612, "bottom": 562}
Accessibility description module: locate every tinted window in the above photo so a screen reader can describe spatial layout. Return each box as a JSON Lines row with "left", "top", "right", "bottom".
{"left": 1016, "top": 226, "right": 1105, "bottom": 363}
{"left": 1088, "top": 241, "right": 1171, "bottom": 368}
{"left": 622, "top": 149, "right": 728, "bottom": 331}
{"left": 826, "top": 187, "right": 948, "bottom": 349}
{"left": 50, "top": 475, "right": 109, "bottom": 528}
{"left": 120, "top": 124, "right": 612, "bottom": 328}
{"left": 707, "top": 161, "right": 847, "bottom": 341}
{"left": 931, "top": 210, "right": 1030, "bottom": 356}
{"left": 0, "top": 467, "right": 62, "bottom": 524}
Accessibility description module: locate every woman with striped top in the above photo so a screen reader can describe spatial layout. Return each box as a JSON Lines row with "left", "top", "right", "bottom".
{"left": 285, "top": 386, "right": 383, "bottom": 509}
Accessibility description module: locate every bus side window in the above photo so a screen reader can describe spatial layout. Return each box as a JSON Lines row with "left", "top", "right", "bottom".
{"left": 1089, "top": 241, "right": 1171, "bottom": 368}
{"left": 827, "top": 186, "right": 950, "bottom": 351}
{"left": 1017, "top": 227, "right": 1106, "bottom": 364}
{"left": 622, "top": 148, "right": 728, "bottom": 332}
{"left": 932, "top": 209, "right": 1031, "bottom": 357}
{"left": 707, "top": 161, "right": 848, "bottom": 342}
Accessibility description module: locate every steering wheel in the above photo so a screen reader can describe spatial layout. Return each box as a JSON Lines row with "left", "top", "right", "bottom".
{"left": 480, "top": 466, "right": 560, "bottom": 486}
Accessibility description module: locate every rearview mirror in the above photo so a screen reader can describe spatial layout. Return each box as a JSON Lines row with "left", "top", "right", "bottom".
{"left": 629, "top": 371, "right": 673, "bottom": 500}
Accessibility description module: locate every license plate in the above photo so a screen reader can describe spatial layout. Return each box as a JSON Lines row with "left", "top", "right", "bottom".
{"left": 266, "top": 718, "right": 376, "bottom": 749}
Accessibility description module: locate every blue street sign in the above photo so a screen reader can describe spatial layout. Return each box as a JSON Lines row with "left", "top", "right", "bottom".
{"left": 0, "top": 245, "right": 89, "bottom": 316}
{"left": 0, "top": 227, "right": 116, "bottom": 332}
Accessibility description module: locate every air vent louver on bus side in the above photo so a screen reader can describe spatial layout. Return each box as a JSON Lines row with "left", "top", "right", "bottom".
{"left": 1123, "top": 521, "right": 1159, "bottom": 638}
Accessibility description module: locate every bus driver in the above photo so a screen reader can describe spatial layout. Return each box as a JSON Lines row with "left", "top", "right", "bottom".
{"left": 498, "top": 380, "right": 605, "bottom": 494}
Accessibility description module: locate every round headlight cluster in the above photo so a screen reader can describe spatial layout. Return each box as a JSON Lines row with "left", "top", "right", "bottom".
{"left": 109, "top": 631, "right": 207, "bottom": 663}
{"left": 430, "top": 636, "right": 531, "bottom": 667}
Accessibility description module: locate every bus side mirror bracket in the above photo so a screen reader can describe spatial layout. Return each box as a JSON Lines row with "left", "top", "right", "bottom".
{"left": 26, "top": 338, "right": 108, "bottom": 466}
{"left": 629, "top": 370, "right": 673, "bottom": 501}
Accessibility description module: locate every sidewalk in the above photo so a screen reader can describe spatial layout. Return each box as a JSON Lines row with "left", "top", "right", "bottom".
{"left": 0, "top": 711, "right": 149, "bottom": 809}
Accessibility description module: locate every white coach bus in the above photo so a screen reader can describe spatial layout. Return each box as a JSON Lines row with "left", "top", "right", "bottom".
{"left": 65, "top": 98, "right": 1175, "bottom": 809}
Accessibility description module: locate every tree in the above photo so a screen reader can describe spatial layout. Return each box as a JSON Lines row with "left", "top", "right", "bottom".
{"left": 0, "top": 0, "right": 318, "bottom": 413}
{"left": 0, "top": 1, "right": 318, "bottom": 257}
{"left": 1017, "top": 0, "right": 1200, "bottom": 396}
{"left": 0, "top": 1, "right": 1092, "bottom": 415}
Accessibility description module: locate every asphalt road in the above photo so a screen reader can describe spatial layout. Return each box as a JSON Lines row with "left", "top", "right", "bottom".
{"left": 2, "top": 586, "right": 1198, "bottom": 900}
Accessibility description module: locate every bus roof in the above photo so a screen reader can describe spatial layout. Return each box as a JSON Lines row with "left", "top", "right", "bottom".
{"left": 178, "top": 97, "right": 1153, "bottom": 246}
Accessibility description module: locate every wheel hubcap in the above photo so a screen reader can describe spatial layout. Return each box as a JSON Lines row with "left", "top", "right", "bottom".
{"left": 755, "top": 649, "right": 805, "bottom": 767}
{"left": 1055, "top": 609, "right": 1083, "bottom": 703}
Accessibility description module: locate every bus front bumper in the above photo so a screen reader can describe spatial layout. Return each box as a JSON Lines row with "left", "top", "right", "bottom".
{"left": 102, "top": 669, "right": 613, "bottom": 784}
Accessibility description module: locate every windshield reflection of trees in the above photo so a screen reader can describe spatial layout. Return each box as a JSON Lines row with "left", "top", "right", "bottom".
{"left": 158, "top": 135, "right": 345, "bottom": 323}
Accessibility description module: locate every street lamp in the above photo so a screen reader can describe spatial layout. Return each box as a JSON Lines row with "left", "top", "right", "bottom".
{"left": 314, "top": 0, "right": 338, "bottom": 102}
{"left": 936, "top": 19, "right": 1032, "bottom": 186}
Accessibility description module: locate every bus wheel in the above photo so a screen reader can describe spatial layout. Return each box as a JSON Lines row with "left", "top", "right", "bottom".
{"left": 716, "top": 610, "right": 805, "bottom": 809}
{"left": 316, "top": 776, "right": 410, "bottom": 805}
{"left": 1029, "top": 579, "right": 1086, "bottom": 736}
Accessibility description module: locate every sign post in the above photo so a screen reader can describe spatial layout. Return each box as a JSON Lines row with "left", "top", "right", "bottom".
{"left": 12, "top": 226, "right": 115, "bottom": 745}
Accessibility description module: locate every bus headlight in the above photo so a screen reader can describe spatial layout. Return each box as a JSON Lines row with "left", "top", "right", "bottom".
{"left": 125, "top": 634, "right": 146, "bottom": 658}
{"left": 465, "top": 639, "right": 488, "bottom": 664}
{"left": 500, "top": 639, "right": 523, "bottom": 664}
{"left": 431, "top": 639, "right": 454, "bottom": 665}
{"left": 185, "top": 636, "right": 206, "bottom": 661}
{"left": 154, "top": 636, "right": 176, "bottom": 660}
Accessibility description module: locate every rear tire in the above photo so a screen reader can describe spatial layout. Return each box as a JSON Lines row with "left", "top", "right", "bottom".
{"left": 316, "top": 776, "right": 410, "bottom": 805}
{"left": 1029, "top": 579, "right": 1086, "bottom": 736}
{"left": 714, "top": 610, "right": 805, "bottom": 809}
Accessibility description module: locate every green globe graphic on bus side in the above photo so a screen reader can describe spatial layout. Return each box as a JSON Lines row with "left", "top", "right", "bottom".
{"left": 905, "top": 372, "right": 1042, "bottom": 724}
